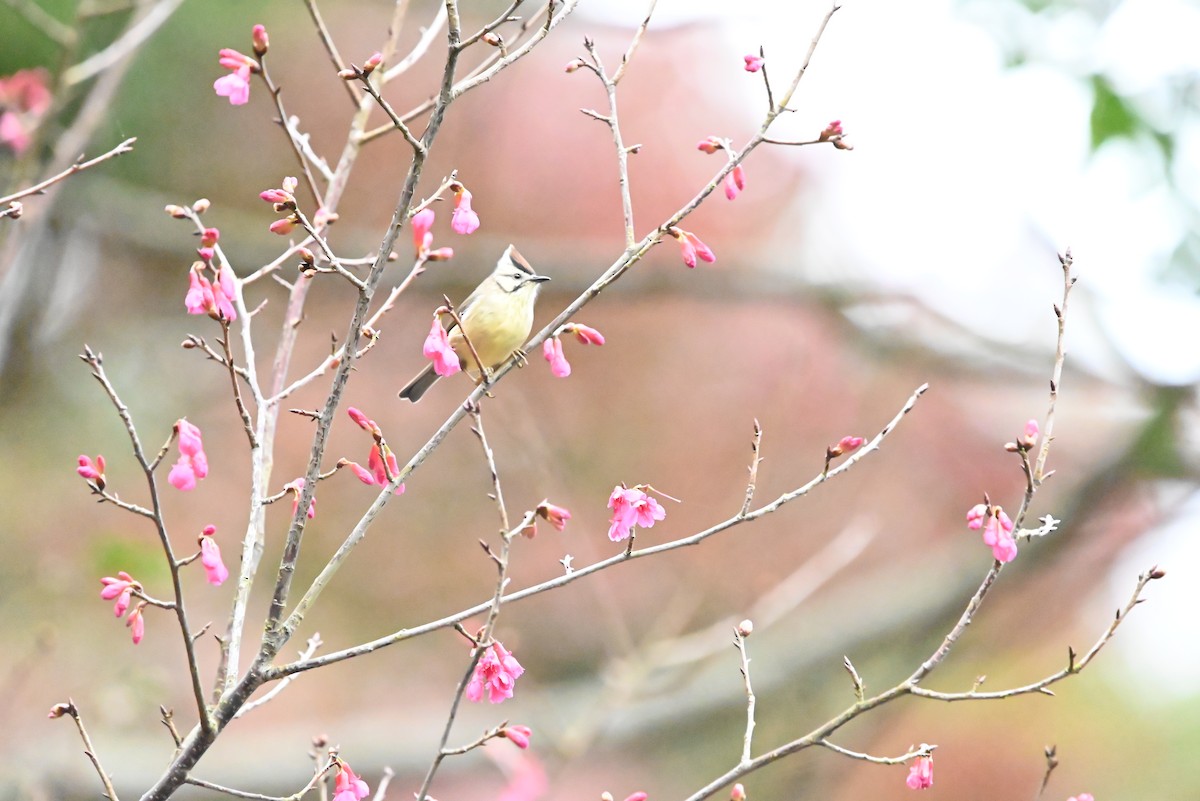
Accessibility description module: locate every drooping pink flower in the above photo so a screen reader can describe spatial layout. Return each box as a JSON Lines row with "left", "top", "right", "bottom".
{"left": 333, "top": 763, "right": 369, "bottom": 801}
{"left": 743, "top": 54, "right": 765, "bottom": 72}
{"left": 185, "top": 269, "right": 215, "bottom": 316}
{"left": 466, "top": 641, "right": 525, "bottom": 704}
{"left": 502, "top": 725, "right": 532, "bottom": 749}
{"left": 168, "top": 419, "right": 208, "bottom": 491}
{"left": 536, "top": 500, "right": 571, "bottom": 532}
{"left": 724, "top": 164, "right": 747, "bottom": 200}
{"left": 368, "top": 442, "right": 399, "bottom": 485}
{"left": 966, "top": 503, "right": 1017, "bottom": 563}
{"left": 669, "top": 228, "right": 716, "bottom": 268}
{"left": 100, "top": 572, "right": 138, "bottom": 617}
{"left": 543, "top": 337, "right": 571, "bottom": 378}
{"left": 423, "top": 315, "right": 461, "bottom": 377}
{"left": 411, "top": 208, "right": 435, "bottom": 255}
{"left": 451, "top": 187, "right": 481, "bottom": 234}
{"left": 566, "top": 323, "right": 605, "bottom": 346}
{"left": 906, "top": 754, "right": 933, "bottom": 789}
{"left": 214, "top": 48, "right": 257, "bottom": 106}
{"left": 77, "top": 454, "right": 106, "bottom": 486}
{"left": 199, "top": 526, "right": 229, "bottom": 586}
{"left": 126, "top": 603, "right": 146, "bottom": 645}
{"left": 282, "top": 474, "right": 316, "bottom": 520}
{"left": 607, "top": 486, "right": 667, "bottom": 542}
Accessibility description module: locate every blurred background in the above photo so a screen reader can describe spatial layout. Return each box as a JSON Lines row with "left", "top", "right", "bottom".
{"left": 2, "top": 0, "right": 1199, "bottom": 799}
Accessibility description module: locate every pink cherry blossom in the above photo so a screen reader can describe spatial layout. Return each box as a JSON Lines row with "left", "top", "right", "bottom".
{"left": 333, "top": 763, "right": 369, "bottom": 801}
{"left": 423, "top": 315, "right": 461, "bottom": 377}
{"left": 451, "top": 187, "right": 481, "bottom": 234}
{"left": 536, "top": 500, "right": 571, "bottom": 532}
{"left": 567, "top": 323, "right": 605, "bottom": 345}
{"left": 185, "top": 269, "right": 215, "bottom": 315}
{"left": 543, "top": 337, "right": 571, "bottom": 378}
{"left": 411, "top": 208, "right": 435, "bottom": 255}
{"left": 168, "top": 419, "right": 208, "bottom": 491}
{"left": 77, "top": 454, "right": 106, "bottom": 485}
{"left": 607, "top": 486, "right": 666, "bottom": 542}
{"left": 125, "top": 603, "right": 146, "bottom": 645}
{"left": 199, "top": 526, "right": 229, "bottom": 586}
{"left": 966, "top": 503, "right": 1017, "bottom": 563}
{"left": 743, "top": 54, "right": 765, "bottom": 72}
{"left": 502, "top": 725, "right": 532, "bottom": 749}
{"left": 724, "top": 165, "right": 747, "bottom": 200}
{"left": 906, "top": 754, "right": 933, "bottom": 790}
{"left": 214, "top": 48, "right": 257, "bottom": 106}
{"left": 100, "top": 572, "right": 138, "bottom": 617}
{"left": 670, "top": 228, "right": 716, "bottom": 268}
{"left": 466, "top": 641, "right": 525, "bottom": 704}
{"left": 282, "top": 478, "right": 317, "bottom": 519}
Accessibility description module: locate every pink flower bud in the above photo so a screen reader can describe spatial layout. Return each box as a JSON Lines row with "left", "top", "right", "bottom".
{"left": 77, "top": 454, "right": 106, "bottom": 488}
{"left": 362, "top": 52, "right": 383, "bottom": 74}
{"left": 347, "top": 406, "right": 376, "bottom": 433}
{"left": 126, "top": 603, "right": 146, "bottom": 644}
{"left": 669, "top": 228, "right": 716, "bottom": 268}
{"left": 281, "top": 176, "right": 298, "bottom": 193}
{"left": 502, "top": 725, "right": 532, "bottom": 749}
{"left": 737, "top": 619, "right": 753, "bottom": 637}
{"left": 426, "top": 247, "right": 454, "bottom": 261}
{"left": 743, "top": 54, "right": 765, "bottom": 72}
{"left": 200, "top": 532, "right": 229, "bottom": 586}
{"left": 192, "top": 198, "right": 211, "bottom": 213}
{"left": 259, "top": 188, "right": 293, "bottom": 205}
{"left": 536, "top": 500, "right": 572, "bottom": 531}
{"left": 827, "top": 435, "right": 865, "bottom": 459}
{"left": 165, "top": 204, "right": 188, "bottom": 218}
{"left": 567, "top": 323, "right": 605, "bottom": 345}
{"left": 251, "top": 24, "right": 269, "bottom": 56}
{"left": 269, "top": 217, "right": 297, "bottom": 235}
{"left": 819, "top": 120, "right": 844, "bottom": 141}
{"left": 723, "top": 165, "right": 747, "bottom": 201}
{"left": 564, "top": 59, "right": 585, "bottom": 73}
{"left": 696, "top": 136, "right": 724, "bottom": 154}
{"left": 731, "top": 785, "right": 746, "bottom": 801}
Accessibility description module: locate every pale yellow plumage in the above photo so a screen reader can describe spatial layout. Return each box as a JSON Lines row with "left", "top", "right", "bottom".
{"left": 399, "top": 244, "right": 549, "bottom": 402}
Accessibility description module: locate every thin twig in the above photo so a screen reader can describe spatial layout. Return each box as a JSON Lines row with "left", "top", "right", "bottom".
{"left": 612, "top": 0, "right": 657, "bottom": 84}
{"left": 733, "top": 627, "right": 756, "bottom": 765}
{"left": 740, "top": 419, "right": 763, "bottom": 516}
{"left": 1034, "top": 249, "right": 1075, "bottom": 485}
{"left": 54, "top": 701, "right": 120, "bottom": 801}
{"left": 0, "top": 138, "right": 136, "bottom": 206}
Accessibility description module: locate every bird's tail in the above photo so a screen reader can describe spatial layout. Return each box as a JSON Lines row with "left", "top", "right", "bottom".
{"left": 399, "top": 364, "right": 440, "bottom": 402}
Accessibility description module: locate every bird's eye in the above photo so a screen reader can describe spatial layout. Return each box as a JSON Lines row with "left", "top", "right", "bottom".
{"left": 512, "top": 273, "right": 523, "bottom": 280}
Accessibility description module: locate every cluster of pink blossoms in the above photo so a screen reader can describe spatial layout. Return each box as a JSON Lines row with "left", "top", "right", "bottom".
{"left": 77, "top": 454, "right": 106, "bottom": 488}
{"left": 906, "top": 754, "right": 934, "bottom": 790}
{"left": 168, "top": 419, "right": 209, "bottom": 491}
{"left": 607, "top": 485, "right": 667, "bottom": 542}
{"left": 411, "top": 209, "right": 453, "bottom": 261}
{"left": 212, "top": 25, "right": 267, "bottom": 106}
{"left": 99, "top": 572, "right": 146, "bottom": 644}
{"left": 466, "top": 641, "right": 525, "bottom": 704}
{"left": 543, "top": 323, "right": 605, "bottom": 378}
{"left": 343, "top": 407, "right": 405, "bottom": 494}
{"left": 185, "top": 230, "right": 238, "bottom": 322}
{"left": 967, "top": 502, "right": 1017, "bottom": 563}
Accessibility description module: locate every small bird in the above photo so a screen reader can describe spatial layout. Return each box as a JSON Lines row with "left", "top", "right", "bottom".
{"left": 399, "top": 244, "right": 550, "bottom": 402}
